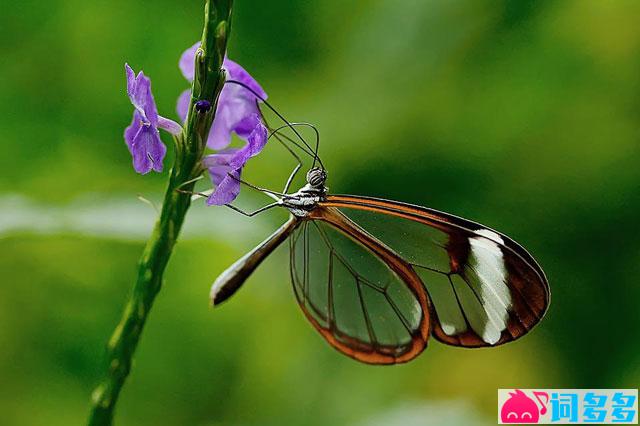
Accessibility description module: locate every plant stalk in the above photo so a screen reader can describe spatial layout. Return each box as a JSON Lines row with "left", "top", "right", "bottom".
{"left": 88, "top": 1, "right": 233, "bottom": 424}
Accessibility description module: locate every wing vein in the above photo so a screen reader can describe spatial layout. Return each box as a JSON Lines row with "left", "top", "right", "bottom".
{"left": 412, "top": 263, "right": 449, "bottom": 276}
{"left": 459, "top": 273, "right": 505, "bottom": 334}
{"left": 303, "top": 222, "right": 310, "bottom": 304}
{"left": 355, "top": 279, "right": 377, "bottom": 347}
{"left": 448, "top": 274, "right": 470, "bottom": 344}
{"left": 328, "top": 251, "right": 336, "bottom": 330}
{"left": 384, "top": 293, "right": 413, "bottom": 335}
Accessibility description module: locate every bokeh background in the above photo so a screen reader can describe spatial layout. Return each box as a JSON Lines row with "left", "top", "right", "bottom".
{"left": 1, "top": 0, "right": 639, "bottom": 425}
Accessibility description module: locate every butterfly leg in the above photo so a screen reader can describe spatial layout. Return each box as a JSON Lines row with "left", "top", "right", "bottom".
{"left": 175, "top": 188, "right": 212, "bottom": 199}
{"left": 173, "top": 175, "right": 210, "bottom": 199}
{"left": 225, "top": 201, "right": 281, "bottom": 217}
{"left": 282, "top": 157, "right": 302, "bottom": 194}
{"left": 226, "top": 173, "right": 287, "bottom": 199}
{"left": 177, "top": 185, "right": 280, "bottom": 216}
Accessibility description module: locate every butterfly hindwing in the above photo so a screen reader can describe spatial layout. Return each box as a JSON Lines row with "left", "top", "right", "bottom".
{"left": 290, "top": 207, "right": 431, "bottom": 364}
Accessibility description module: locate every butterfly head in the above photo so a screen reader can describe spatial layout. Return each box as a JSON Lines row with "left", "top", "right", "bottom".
{"left": 306, "top": 167, "right": 327, "bottom": 189}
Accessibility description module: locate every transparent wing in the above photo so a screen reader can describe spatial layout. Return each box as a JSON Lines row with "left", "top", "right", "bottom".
{"left": 290, "top": 210, "right": 430, "bottom": 364}
{"left": 320, "top": 195, "right": 550, "bottom": 348}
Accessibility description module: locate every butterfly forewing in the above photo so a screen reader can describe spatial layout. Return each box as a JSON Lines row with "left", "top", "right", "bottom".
{"left": 319, "top": 195, "right": 550, "bottom": 348}
{"left": 290, "top": 210, "right": 431, "bottom": 364}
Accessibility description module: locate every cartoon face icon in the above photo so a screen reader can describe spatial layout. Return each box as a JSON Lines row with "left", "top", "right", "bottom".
{"left": 501, "top": 389, "right": 547, "bottom": 423}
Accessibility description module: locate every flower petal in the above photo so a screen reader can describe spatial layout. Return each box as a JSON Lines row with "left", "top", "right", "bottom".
{"left": 206, "top": 101, "right": 235, "bottom": 149}
{"left": 201, "top": 118, "right": 268, "bottom": 205}
{"left": 203, "top": 157, "right": 242, "bottom": 206}
{"left": 124, "top": 63, "right": 158, "bottom": 125}
{"left": 224, "top": 57, "right": 267, "bottom": 100}
{"left": 179, "top": 43, "right": 268, "bottom": 100}
{"left": 207, "top": 87, "right": 263, "bottom": 149}
{"left": 228, "top": 117, "right": 268, "bottom": 169}
{"left": 202, "top": 149, "right": 239, "bottom": 169}
{"left": 234, "top": 112, "right": 267, "bottom": 146}
{"left": 157, "top": 115, "right": 182, "bottom": 136}
{"left": 203, "top": 151, "right": 244, "bottom": 205}
{"left": 179, "top": 42, "right": 200, "bottom": 81}
{"left": 208, "top": 168, "right": 242, "bottom": 205}
{"left": 125, "top": 64, "right": 137, "bottom": 101}
{"left": 205, "top": 58, "right": 267, "bottom": 148}
{"left": 130, "top": 125, "right": 166, "bottom": 174}
{"left": 201, "top": 114, "right": 268, "bottom": 203}
{"left": 124, "top": 110, "right": 143, "bottom": 154}
{"left": 176, "top": 89, "right": 191, "bottom": 122}
{"left": 247, "top": 119, "right": 269, "bottom": 156}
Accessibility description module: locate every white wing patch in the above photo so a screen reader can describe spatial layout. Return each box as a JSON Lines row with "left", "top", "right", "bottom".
{"left": 416, "top": 228, "right": 512, "bottom": 344}
{"left": 465, "top": 229, "right": 511, "bottom": 344}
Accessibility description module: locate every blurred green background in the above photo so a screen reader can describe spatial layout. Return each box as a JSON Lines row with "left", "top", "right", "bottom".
{"left": 1, "top": 0, "right": 639, "bottom": 425}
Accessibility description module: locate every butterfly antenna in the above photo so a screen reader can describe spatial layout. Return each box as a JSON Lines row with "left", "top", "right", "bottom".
{"left": 268, "top": 122, "right": 323, "bottom": 169}
{"left": 225, "top": 79, "right": 323, "bottom": 168}
{"left": 263, "top": 116, "right": 314, "bottom": 158}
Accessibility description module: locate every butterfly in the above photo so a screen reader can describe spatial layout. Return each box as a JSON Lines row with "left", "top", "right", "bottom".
{"left": 208, "top": 81, "right": 550, "bottom": 365}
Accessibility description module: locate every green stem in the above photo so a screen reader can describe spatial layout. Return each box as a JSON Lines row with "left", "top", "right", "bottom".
{"left": 88, "top": 1, "right": 233, "bottom": 424}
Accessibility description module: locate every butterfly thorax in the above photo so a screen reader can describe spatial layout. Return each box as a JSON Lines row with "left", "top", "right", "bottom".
{"left": 281, "top": 168, "right": 327, "bottom": 217}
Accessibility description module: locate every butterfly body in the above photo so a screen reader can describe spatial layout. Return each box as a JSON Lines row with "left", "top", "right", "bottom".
{"left": 279, "top": 168, "right": 328, "bottom": 217}
{"left": 280, "top": 187, "right": 325, "bottom": 217}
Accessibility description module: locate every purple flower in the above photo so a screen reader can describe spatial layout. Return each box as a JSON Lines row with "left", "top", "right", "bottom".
{"left": 124, "top": 64, "right": 181, "bottom": 174}
{"left": 177, "top": 42, "right": 269, "bottom": 205}
{"left": 177, "top": 42, "right": 268, "bottom": 150}
{"left": 202, "top": 115, "right": 268, "bottom": 205}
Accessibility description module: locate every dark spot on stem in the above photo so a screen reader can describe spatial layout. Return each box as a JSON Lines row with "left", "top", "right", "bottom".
{"left": 195, "top": 100, "right": 212, "bottom": 112}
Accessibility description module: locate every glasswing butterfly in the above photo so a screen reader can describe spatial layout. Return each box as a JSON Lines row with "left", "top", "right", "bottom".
{"left": 208, "top": 80, "right": 550, "bottom": 365}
